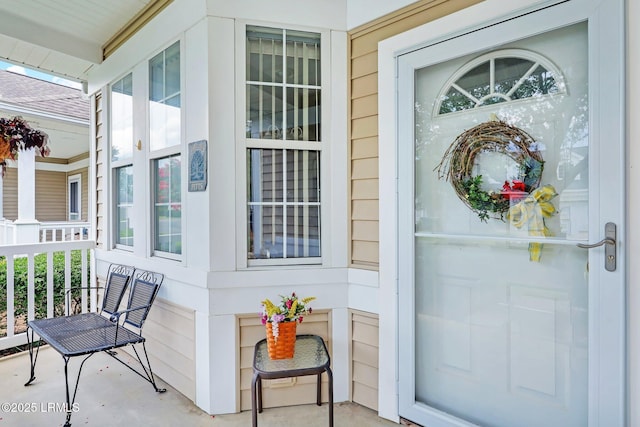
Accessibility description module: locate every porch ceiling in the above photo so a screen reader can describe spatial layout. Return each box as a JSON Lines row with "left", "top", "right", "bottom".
{"left": 0, "top": 0, "right": 157, "bottom": 83}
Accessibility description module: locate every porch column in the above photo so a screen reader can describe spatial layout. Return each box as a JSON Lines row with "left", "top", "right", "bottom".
{"left": 13, "top": 147, "right": 40, "bottom": 243}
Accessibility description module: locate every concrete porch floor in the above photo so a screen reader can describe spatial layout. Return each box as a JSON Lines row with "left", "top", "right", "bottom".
{"left": 0, "top": 346, "right": 400, "bottom": 426}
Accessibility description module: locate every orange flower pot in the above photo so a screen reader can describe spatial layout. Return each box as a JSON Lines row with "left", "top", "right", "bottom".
{"left": 266, "top": 321, "right": 297, "bottom": 359}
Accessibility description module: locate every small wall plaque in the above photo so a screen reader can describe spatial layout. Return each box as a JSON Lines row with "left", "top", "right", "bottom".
{"left": 188, "top": 140, "right": 207, "bottom": 192}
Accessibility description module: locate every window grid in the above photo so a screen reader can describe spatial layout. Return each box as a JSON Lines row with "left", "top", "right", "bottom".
{"left": 245, "top": 26, "right": 322, "bottom": 263}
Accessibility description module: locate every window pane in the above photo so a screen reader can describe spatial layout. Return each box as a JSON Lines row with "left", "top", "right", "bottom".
{"left": 286, "top": 205, "right": 320, "bottom": 257}
{"left": 111, "top": 73, "right": 133, "bottom": 161}
{"left": 69, "top": 182, "right": 78, "bottom": 213}
{"left": 149, "top": 41, "right": 181, "bottom": 150}
{"left": 165, "top": 42, "right": 181, "bottom": 97}
{"left": 286, "top": 150, "right": 320, "bottom": 202}
{"left": 286, "top": 30, "right": 321, "bottom": 86}
{"left": 248, "top": 149, "right": 284, "bottom": 202}
{"left": 247, "top": 27, "right": 283, "bottom": 83}
{"left": 154, "top": 155, "right": 181, "bottom": 254}
{"left": 247, "top": 148, "right": 321, "bottom": 260}
{"left": 286, "top": 87, "right": 321, "bottom": 141}
{"left": 246, "top": 84, "right": 283, "bottom": 139}
{"left": 248, "top": 205, "right": 283, "bottom": 259}
{"left": 512, "top": 64, "right": 559, "bottom": 99}
{"left": 494, "top": 57, "right": 535, "bottom": 95}
{"left": 115, "top": 166, "right": 134, "bottom": 247}
{"left": 456, "top": 62, "right": 490, "bottom": 100}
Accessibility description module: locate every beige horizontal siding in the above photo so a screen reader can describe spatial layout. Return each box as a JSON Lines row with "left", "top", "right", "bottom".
{"left": 352, "top": 137, "right": 378, "bottom": 159}
{"left": 239, "top": 311, "right": 331, "bottom": 412}
{"left": 142, "top": 298, "right": 196, "bottom": 401}
{"left": 351, "top": 310, "right": 379, "bottom": 410}
{"left": 2, "top": 168, "right": 66, "bottom": 221}
{"left": 348, "top": 0, "right": 483, "bottom": 269}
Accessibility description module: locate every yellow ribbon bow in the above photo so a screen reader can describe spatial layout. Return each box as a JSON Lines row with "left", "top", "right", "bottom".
{"left": 507, "top": 184, "right": 557, "bottom": 262}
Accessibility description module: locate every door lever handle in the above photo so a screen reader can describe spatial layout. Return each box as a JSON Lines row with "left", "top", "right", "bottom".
{"left": 576, "top": 237, "right": 615, "bottom": 249}
{"left": 575, "top": 222, "right": 616, "bottom": 271}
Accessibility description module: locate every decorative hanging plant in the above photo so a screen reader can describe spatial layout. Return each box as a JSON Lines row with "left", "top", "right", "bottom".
{"left": 435, "top": 120, "right": 544, "bottom": 222}
{"left": 0, "top": 116, "right": 50, "bottom": 175}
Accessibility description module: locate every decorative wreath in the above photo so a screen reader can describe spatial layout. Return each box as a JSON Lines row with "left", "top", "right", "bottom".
{"left": 435, "top": 120, "right": 544, "bottom": 222}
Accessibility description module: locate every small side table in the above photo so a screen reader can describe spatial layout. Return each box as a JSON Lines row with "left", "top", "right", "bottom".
{"left": 251, "top": 334, "right": 333, "bottom": 427}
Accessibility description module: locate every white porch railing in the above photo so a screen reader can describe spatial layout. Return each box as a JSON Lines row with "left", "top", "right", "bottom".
{"left": 0, "top": 240, "right": 96, "bottom": 351}
{"left": 0, "top": 219, "right": 91, "bottom": 245}
{"left": 0, "top": 219, "right": 15, "bottom": 245}
{"left": 39, "top": 221, "right": 91, "bottom": 242}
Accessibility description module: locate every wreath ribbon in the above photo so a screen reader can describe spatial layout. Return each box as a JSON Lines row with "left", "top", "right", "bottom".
{"left": 507, "top": 185, "right": 557, "bottom": 261}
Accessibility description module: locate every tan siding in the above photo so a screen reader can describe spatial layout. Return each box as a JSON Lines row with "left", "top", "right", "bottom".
{"left": 352, "top": 158, "right": 378, "bottom": 180}
{"left": 352, "top": 200, "right": 378, "bottom": 221}
{"left": 351, "top": 179, "right": 378, "bottom": 200}
{"left": 351, "top": 137, "right": 378, "bottom": 160}
{"left": 141, "top": 298, "right": 196, "bottom": 401}
{"left": 352, "top": 95, "right": 378, "bottom": 120}
{"left": 351, "top": 310, "right": 379, "bottom": 410}
{"left": 351, "top": 73, "right": 378, "bottom": 99}
{"left": 35, "top": 170, "right": 67, "bottom": 221}
{"left": 351, "top": 241, "right": 379, "bottom": 265}
{"left": 348, "top": 0, "right": 483, "bottom": 268}
{"left": 94, "top": 91, "right": 104, "bottom": 248}
{"left": 352, "top": 220, "right": 379, "bottom": 242}
{"left": 3, "top": 168, "right": 17, "bottom": 219}
{"left": 239, "top": 311, "right": 331, "bottom": 411}
{"left": 351, "top": 52, "right": 378, "bottom": 79}
{"left": 2, "top": 168, "right": 67, "bottom": 221}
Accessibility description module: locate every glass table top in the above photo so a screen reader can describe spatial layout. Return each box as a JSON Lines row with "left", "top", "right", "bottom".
{"left": 254, "top": 334, "right": 329, "bottom": 373}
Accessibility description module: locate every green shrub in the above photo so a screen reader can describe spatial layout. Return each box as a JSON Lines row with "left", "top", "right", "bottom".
{"left": 0, "top": 251, "right": 91, "bottom": 319}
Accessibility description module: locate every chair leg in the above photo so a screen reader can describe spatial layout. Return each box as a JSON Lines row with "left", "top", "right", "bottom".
{"left": 24, "top": 327, "right": 40, "bottom": 386}
{"left": 105, "top": 342, "right": 166, "bottom": 393}
{"left": 63, "top": 353, "right": 95, "bottom": 427}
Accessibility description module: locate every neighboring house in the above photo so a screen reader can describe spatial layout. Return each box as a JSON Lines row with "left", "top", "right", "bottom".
{"left": 0, "top": 0, "right": 638, "bottom": 426}
{"left": 0, "top": 70, "right": 90, "bottom": 230}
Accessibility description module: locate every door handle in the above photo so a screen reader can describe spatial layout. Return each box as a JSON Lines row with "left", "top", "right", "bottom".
{"left": 576, "top": 222, "right": 616, "bottom": 271}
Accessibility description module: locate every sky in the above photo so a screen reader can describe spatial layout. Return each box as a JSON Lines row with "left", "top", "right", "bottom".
{"left": 0, "top": 60, "right": 82, "bottom": 90}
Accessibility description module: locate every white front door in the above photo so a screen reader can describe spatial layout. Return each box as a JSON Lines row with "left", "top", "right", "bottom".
{"left": 396, "top": 1, "right": 625, "bottom": 426}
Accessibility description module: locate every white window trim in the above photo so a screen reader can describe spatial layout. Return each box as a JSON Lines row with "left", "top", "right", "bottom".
{"left": 148, "top": 39, "right": 185, "bottom": 262}
{"left": 235, "top": 21, "right": 331, "bottom": 269}
{"left": 109, "top": 71, "right": 135, "bottom": 252}
{"left": 68, "top": 173, "right": 81, "bottom": 221}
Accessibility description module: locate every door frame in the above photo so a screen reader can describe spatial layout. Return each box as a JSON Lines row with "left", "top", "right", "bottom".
{"left": 378, "top": 0, "right": 626, "bottom": 425}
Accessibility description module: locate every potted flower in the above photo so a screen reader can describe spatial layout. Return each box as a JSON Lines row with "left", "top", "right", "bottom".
{"left": 260, "top": 292, "right": 315, "bottom": 359}
{"left": 0, "top": 116, "right": 50, "bottom": 176}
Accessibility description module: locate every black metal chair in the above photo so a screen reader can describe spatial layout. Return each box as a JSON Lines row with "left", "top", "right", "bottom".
{"left": 24, "top": 266, "right": 165, "bottom": 427}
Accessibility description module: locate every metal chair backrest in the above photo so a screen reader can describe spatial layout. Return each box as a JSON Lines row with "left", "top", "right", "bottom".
{"left": 101, "top": 264, "right": 134, "bottom": 316}
{"left": 124, "top": 269, "right": 164, "bottom": 329}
